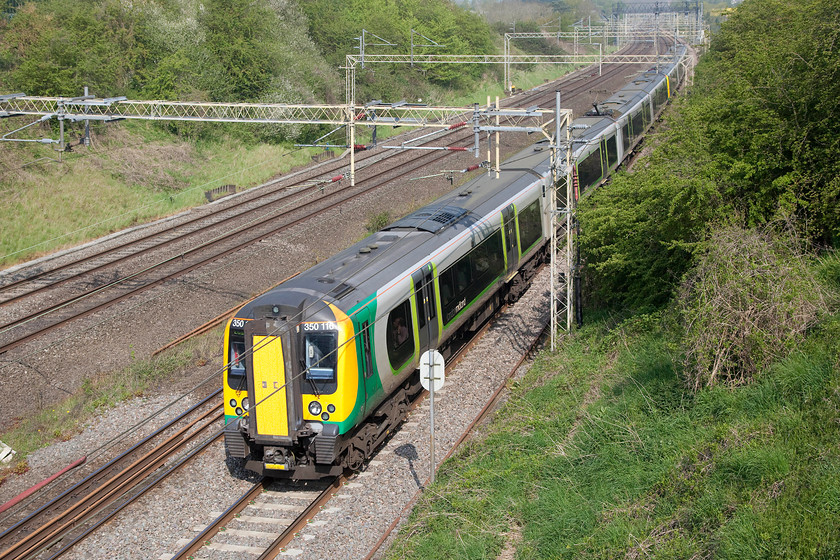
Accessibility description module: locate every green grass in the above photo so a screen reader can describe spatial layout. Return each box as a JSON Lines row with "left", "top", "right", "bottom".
{"left": 0, "top": 124, "right": 319, "bottom": 267}
{"left": 384, "top": 310, "right": 840, "bottom": 559}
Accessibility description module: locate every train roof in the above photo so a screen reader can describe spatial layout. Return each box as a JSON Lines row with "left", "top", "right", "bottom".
{"left": 238, "top": 44, "right": 688, "bottom": 320}
{"left": 570, "top": 47, "right": 685, "bottom": 147}
{"left": 241, "top": 144, "right": 553, "bottom": 317}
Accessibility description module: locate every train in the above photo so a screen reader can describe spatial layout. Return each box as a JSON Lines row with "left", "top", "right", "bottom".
{"left": 222, "top": 44, "right": 688, "bottom": 479}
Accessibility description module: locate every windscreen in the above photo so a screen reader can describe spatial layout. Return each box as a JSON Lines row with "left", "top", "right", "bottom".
{"left": 305, "top": 332, "right": 336, "bottom": 380}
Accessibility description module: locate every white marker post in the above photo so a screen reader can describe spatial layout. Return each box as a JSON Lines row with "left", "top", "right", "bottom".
{"left": 419, "top": 349, "right": 445, "bottom": 485}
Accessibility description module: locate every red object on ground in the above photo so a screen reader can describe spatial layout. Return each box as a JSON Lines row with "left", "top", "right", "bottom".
{"left": 0, "top": 456, "right": 87, "bottom": 514}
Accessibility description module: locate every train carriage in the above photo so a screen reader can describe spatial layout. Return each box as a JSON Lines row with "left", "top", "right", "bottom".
{"left": 223, "top": 45, "right": 688, "bottom": 479}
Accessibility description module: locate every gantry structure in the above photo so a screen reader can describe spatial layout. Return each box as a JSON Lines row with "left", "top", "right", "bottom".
{"left": 1, "top": 9, "right": 704, "bottom": 335}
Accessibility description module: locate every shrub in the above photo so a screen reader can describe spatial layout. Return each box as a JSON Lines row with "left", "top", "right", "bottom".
{"left": 365, "top": 211, "right": 391, "bottom": 233}
{"left": 677, "top": 224, "right": 830, "bottom": 390}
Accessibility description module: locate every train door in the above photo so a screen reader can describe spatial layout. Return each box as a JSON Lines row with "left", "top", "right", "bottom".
{"left": 412, "top": 263, "right": 438, "bottom": 353}
{"left": 353, "top": 304, "right": 375, "bottom": 416}
{"left": 502, "top": 204, "right": 519, "bottom": 276}
{"left": 244, "top": 319, "right": 299, "bottom": 445}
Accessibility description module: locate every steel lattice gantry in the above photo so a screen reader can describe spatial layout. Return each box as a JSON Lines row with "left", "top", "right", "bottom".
{"left": 0, "top": 92, "right": 558, "bottom": 186}
{"left": 0, "top": 95, "right": 471, "bottom": 126}
{"left": 611, "top": 1, "right": 702, "bottom": 16}
{"left": 343, "top": 52, "right": 677, "bottom": 108}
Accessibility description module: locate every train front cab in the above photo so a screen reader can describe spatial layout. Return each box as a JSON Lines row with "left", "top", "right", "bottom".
{"left": 223, "top": 302, "right": 363, "bottom": 479}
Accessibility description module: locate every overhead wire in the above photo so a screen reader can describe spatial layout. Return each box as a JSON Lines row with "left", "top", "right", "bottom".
{"left": 0, "top": 84, "right": 562, "bottom": 509}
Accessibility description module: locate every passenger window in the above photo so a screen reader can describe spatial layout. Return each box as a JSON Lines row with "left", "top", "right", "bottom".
{"left": 440, "top": 230, "right": 504, "bottom": 324}
{"left": 577, "top": 146, "right": 603, "bottom": 190}
{"left": 386, "top": 300, "right": 414, "bottom": 370}
{"left": 631, "top": 111, "right": 644, "bottom": 142}
{"left": 622, "top": 121, "right": 632, "bottom": 152}
{"left": 605, "top": 135, "right": 617, "bottom": 168}
{"left": 517, "top": 200, "right": 542, "bottom": 253}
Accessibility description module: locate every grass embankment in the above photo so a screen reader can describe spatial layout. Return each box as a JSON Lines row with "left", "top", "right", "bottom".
{"left": 0, "top": 123, "right": 316, "bottom": 268}
{"left": 385, "top": 303, "right": 840, "bottom": 557}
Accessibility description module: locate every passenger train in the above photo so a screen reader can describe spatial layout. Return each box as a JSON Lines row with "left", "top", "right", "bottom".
{"left": 223, "top": 45, "right": 688, "bottom": 479}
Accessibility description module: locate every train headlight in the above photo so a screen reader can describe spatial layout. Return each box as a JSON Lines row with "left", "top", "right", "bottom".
{"left": 235, "top": 407, "right": 244, "bottom": 416}
{"left": 229, "top": 399, "right": 237, "bottom": 408}
{"left": 327, "top": 404, "right": 335, "bottom": 413}
{"left": 308, "top": 401, "right": 322, "bottom": 416}
{"left": 321, "top": 412, "right": 330, "bottom": 421}
{"left": 241, "top": 397, "right": 249, "bottom": 411}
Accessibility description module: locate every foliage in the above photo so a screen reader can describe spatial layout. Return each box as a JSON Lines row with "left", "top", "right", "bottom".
{"left": 579, "top": 0, "right": 840, "bottom": 311}
{"left": 692, "top": 0, "right": 840, "bottom": 246}
{"left": 474, "top": 0, "right": 599, "bottom": 28}
{"left": 491, "top": 19, "right": 568, "bottom": 56}
{"left": 0, "top": 0, "right": 143, "bottom": 96}
{"left": 299, "top": 0, "right": 498, "bottom": 101}
{"left": 578, "top": 105, "right": 722, "bottom": 309}
{"left": 676, "top": 224, "right": 831, "bottom": 390}
{"left": 365, "top": 211, "right": 391, "bottom": 233}
{"left": 385, "top": 310, "right": 840, "bottom": 559}
{"left": 0, "top": 0, "right": 340, "bottom": 142}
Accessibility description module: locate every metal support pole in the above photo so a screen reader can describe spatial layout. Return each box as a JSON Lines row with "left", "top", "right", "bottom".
{"left": 473, "top": 104, "right": 480, "bottom": 157}
{"left": 349, "top": 109, "right": 356, "bottom": 187}
{"left": 495, "top": 96, "right": 500, "bottom": 179}
{"left": 566, "top": 120, "right": 573, "bottom": 333}
{"left": 486, "top": 96, "right": 491, "bottom": 176}
{"left": 504, "top": 34, "right": 511, "bottom": 93}
{"left": 58, "top": 103, "right": 65, "bottom": 162}
{"left": 345, "top": 62, "right": 357, "bottom": 187}
{"left": 599, "top": 43, "right": 603, "bottom": 76}
{"left": 83, "top": 86, "right": 91, "bottom": 147}
{"left": 429, "top": 360, "right": 435, "bottom": 485}
{"left": 550, "top": 93, "right": 559, "bottom": 351}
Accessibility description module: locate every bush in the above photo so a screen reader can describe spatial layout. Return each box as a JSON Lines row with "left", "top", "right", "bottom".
{"left": 365, "top": 211, "right": 391, "bottom": 233}
{"left": 677, "top": 224, "right": 830, "bottom": 390}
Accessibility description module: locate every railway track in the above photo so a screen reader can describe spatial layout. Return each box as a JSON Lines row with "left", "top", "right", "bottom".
{"left": 0, "top": 42, "right": 655, "bottom": 359}
{"left": 167, "top": 478, "right": 341, "bottom": 560}
{"left": 0, "top": 391, "right": 223, "bottom": 560}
